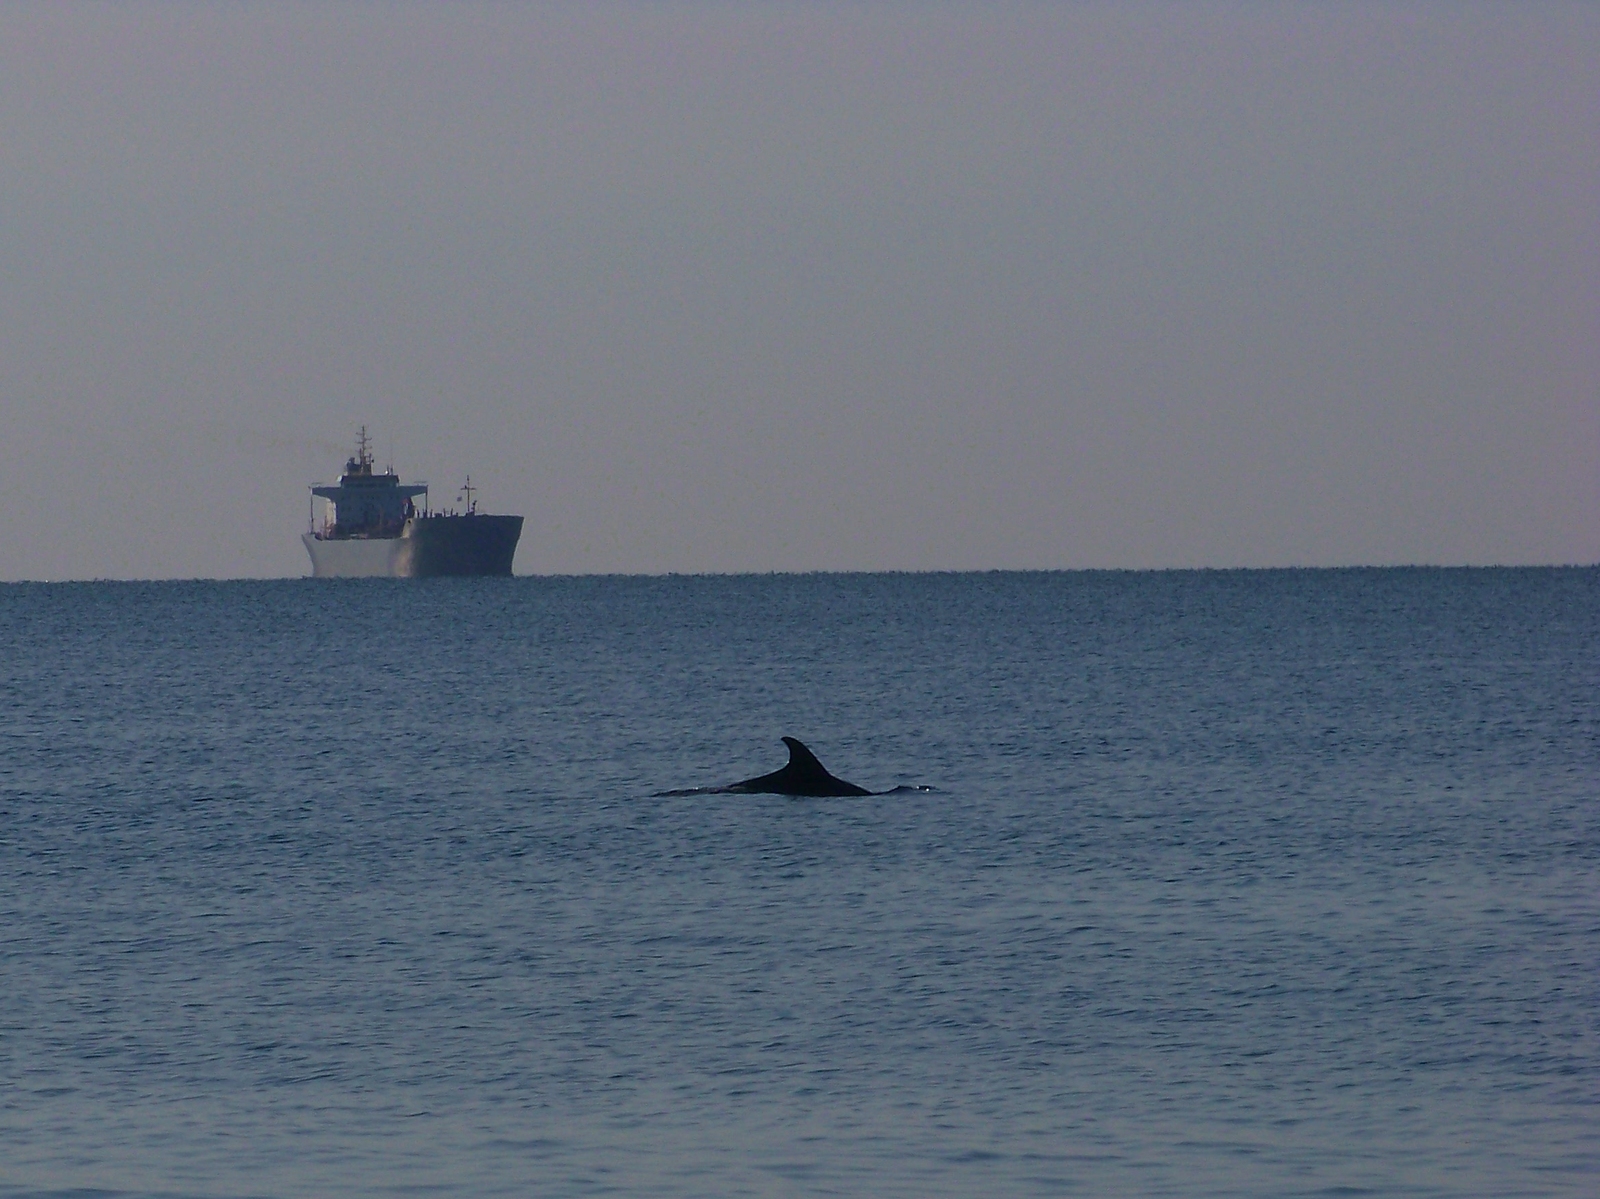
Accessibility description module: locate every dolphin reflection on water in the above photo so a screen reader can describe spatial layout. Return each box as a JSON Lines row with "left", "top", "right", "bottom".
{"left": 657, "top": 736, "right": 928, "bottom": 798}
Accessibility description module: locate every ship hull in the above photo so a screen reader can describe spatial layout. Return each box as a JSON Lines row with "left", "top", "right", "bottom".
{"left": 303, "top": 515, "right": 523, "bottom": 578}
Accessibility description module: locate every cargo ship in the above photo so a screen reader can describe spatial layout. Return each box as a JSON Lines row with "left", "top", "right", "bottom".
{"left": 302, "top": 429, "right": 522, "bottom": 577}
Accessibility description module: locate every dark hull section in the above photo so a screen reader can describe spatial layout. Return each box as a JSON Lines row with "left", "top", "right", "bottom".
{"left": 303, "top": 514, "right": 523, "bottom": 578}
{"left": 399, "top": 514, "right": 523, "bottom": 577}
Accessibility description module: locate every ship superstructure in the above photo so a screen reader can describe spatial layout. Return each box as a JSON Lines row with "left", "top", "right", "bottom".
{"left": 302, "top": 428, "right": 522, "bottom": 577}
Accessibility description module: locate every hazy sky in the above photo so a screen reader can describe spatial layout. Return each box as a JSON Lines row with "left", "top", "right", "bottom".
{"left": 1, "top": 1, "right": 1594, "bottom": 579}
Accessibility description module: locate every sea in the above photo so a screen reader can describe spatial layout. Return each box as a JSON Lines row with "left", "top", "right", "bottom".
{"left": 1, "top": 569, "right": 1596, "bottom": 1198}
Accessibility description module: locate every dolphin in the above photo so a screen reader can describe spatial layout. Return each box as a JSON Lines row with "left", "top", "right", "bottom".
{"left": 723, "top": 736, "right": 873, "bottom": 797}
{"left": 655, "top": 736, "right": 884, "bottom": 797}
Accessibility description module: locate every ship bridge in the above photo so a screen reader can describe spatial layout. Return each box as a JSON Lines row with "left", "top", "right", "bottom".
{"left": 309, "top": 428, "right": 427, "bottom": 538}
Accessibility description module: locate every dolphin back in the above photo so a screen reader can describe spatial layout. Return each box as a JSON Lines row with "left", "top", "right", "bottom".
{"left": 725, "top": 737, "right": 872, "bottom": 797}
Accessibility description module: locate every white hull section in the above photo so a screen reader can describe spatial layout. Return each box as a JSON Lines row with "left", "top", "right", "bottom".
{"left": 302, "top": 533, "right": 405, "bottom": 577}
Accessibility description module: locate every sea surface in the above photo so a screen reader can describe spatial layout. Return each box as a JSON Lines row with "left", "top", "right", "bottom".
{"left": 1, "top": 569, "right": 1596, "bottom": 1198}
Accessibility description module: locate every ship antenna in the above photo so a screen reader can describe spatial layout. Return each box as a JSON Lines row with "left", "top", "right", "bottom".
{"left": 357, "top": 425, "right": 372, "bottom": 471}
{"left": 461, "top": 475, "right": 476, "bottom": 515}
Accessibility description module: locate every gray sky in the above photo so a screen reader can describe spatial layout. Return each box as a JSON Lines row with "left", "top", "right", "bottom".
{"left": 1, "top": 1, "right": 1594, "bottom": 579}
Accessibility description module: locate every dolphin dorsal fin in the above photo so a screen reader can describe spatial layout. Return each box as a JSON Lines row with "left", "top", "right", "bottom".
{"left": 718, "top": 737, "right": 872, "bottom": 796}
{"left": 782, "top": 736, "right": 826, "bottom": 774}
